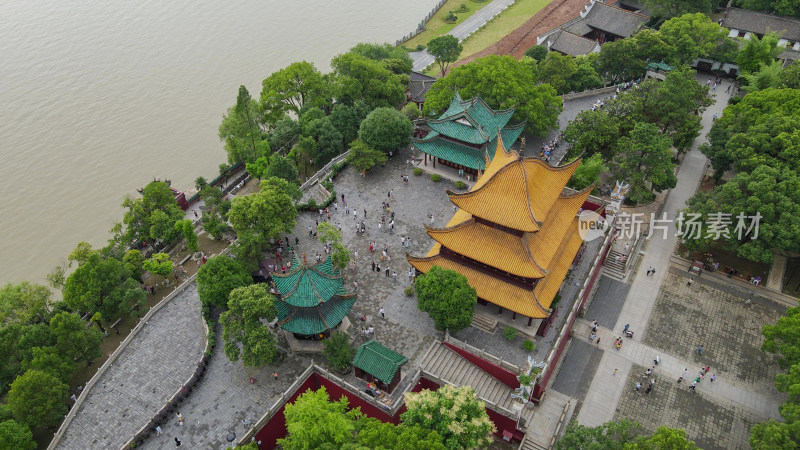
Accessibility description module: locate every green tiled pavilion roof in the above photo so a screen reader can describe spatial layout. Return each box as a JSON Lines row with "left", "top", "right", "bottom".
{"left": 352, "top": 340, "right": 408, "bottom": 384}
{"left": 413, "top": 136, "right": 486, "bottom": 170}
{"left": 277, "top": 295, "right": 356, "bottom": 335}
{"left": 432, "top": 95, "right": 516, "bottom": 145}
{"left": 272, "top": 255, "right": 344, "bottom": 308}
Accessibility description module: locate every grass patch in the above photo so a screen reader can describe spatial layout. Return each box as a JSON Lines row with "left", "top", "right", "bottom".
{"left": 459, "top": 0, "right": 551, "bottom": 60}
{"left": 404, "top": 0, "right": 490, "bottom": 49}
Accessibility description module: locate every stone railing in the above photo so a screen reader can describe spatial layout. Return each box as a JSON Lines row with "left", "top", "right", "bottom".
{"left": 395, "top": 0, "right": 447, "bottom": 46}
{"left": 299, "top": 151, "right": 350, "bottom": 192}
{"left": 47, "top": 274, "right": 201, "bottom": 450}
{"left": 561, "top": 85, "right": 616, "bottom": 101}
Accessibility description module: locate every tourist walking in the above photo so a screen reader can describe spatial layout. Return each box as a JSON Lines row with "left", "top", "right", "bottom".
{"left": 175, "top": 437, "right": 182, "bottom": 447}
{"left": 155, "top": 426, "right": 162, "bottom": 436}
{"left": 380, "top": 307, "right": 385, "bottom": 319}
{"left": 177, "top": 412, "right": 184, "bottom": 426}
{"left": 634, "top": 382, "right": 642, "bottom": 392}
{"left": 697, "top": 345, "right": 703, "bottom": 355}
{"left": 273, "top": 371, "right": 279, "bottom": 380}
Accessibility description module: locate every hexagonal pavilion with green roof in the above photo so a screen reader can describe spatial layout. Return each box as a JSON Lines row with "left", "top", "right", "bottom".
{"left": 412, "top": 92, "right": 525, "bottom": 174}
{"left": 272, "top": 253, "right": 355, "bottom": 340}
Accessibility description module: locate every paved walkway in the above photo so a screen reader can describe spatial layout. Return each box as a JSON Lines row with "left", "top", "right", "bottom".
{"left": 410, "top": 0, "right": 515, "bottom": 71}
{"left": 578, "top": 75, "right": 779, "bottom": 440}
{"left": 54, "top": 285, "right": 205, "bottom": 449}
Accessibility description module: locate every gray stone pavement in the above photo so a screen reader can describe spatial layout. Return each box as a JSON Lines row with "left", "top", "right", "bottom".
{"left": 410, "top": 0, "right": 516, "bottom": 71}
{"left": 584, "top": 276, "right": 631, "bottom": 330}
{"left": 551, "top": 339, "right": 604, "bottom": 400}
{"left": 577, "top": 73, "right": 734, "bottom": 428}
{"left": 55, "top": 285, "right": 205, "bottom": 450}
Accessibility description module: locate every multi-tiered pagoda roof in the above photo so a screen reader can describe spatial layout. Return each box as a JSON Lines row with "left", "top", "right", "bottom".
{"left": 273, "top": 254, "right": 355, "bottom": 337}
{"left": 408, "top": 137, "right": 593, "bottom": 320}
{"left": 412, "top": 93, "right": 525, "bottom": 171}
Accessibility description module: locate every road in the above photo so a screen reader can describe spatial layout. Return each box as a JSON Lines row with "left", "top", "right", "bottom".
{"left": 410, "top": 0, "right": 516, "bottom": 72}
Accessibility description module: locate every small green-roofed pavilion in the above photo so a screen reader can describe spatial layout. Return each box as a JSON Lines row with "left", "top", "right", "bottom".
{"left": 353, "top": 340, "right": 408, "bottom": 392}
{"left": 647, "top": 61, "right": 674, "bottom": 72}
{"left": 412, "top": 92, "right": 525, "bottom": 171}
{"left": 273, "top": 254, "right": 355, "bottom": 337}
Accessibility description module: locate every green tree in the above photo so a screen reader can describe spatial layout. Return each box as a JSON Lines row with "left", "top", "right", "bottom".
{"left": 260, "top": 61, "right": 329, "bottom": 124}
{"left": 299, "top": 107, "right": 343, "bottom": 164}
{"left": 423, "top": 55, "right": 562, "bottom": 136}
{"left": 347, "top": 139, "right": 388, "bottom": 174}
{"left": 7, "top": 370, "right": 68, "bottom": 429}
{"left": 415, "top": 266, "right": 476, "bottom": 332}
{"left": 219, "top": 90, "right": 270, "bottom": 164}
{"left": 261, "top": 153, "right": 300, "bottom": 186}
{"left": 49, "top": 311, "right": 103, "bottom": 364}
{"left": 229, "top": 178, "right": 297, "bottom": 269}
{"left": 279, "top": 386, "right": 356, "bottom": 449}
{"left": 331, "top": 52, "right": 407, "bottom": 108}
{"left": 143, "top": 252, "right": 174, "bottom": 281}
{"left": 402, "top": 385, "right": 495, "bottom": 450}
{"left": 322, "top": 332, "right": 355, "bottom": 371}
{"left": 612, "top": 122, "right": 677, "bottom": 204}
{"left": 778, "top": 60, "right": 800, "bottom": 89}
{"left": 635, "top": 426, "right": 699, "bottom": 449}
{"left": 427, "top": 35, "right": 463, "bottom": 76}
{"left": 121, "top": 181, "right": 184, "bottom": 245}
{"left": 749, "top": 419, "right": 800, "bottom": 449}
{"left": 358, "top": 107, "right": 413, "bottom": 153}
{"left": 196, "top": 255, "right": 252, "bottom": 308}
{"left": 643, "top": 0, "right": 711, "bottom": 20}
{"left": 219, "top": 284, "right": 277, "bottom": 367}
{"left": 683, "top": 165, "right": 800, "bottom": 263}
{"left": 564, "top": 108, "right": 622, "bottom": 161}
{"left": 122, "top": 249, "right": 145, "bottom": 282}
{"left": 268, "top": 115, "right": 301, "bottom": 154}
{"left": 595, "top": 38, "right": 648, "bottom": 83}
{"left": 737, "top": 32, "right": 782, "bottom": 74}
{"left": 565, "top": 55, "right": 604, "bottom": 93}
{"left": 524, "top": 45, "right": 548, "bottom": 61}
{"left": 68, "top": 241, "right": 94, "bottom": 266}
{"left": 63, "top": 252, "right": 145, "bottom": 318}
{"left": 741, "top": 0, "right": 800, "bottom": 18}
{"left": 0, "top": 324, "right": 53, "bottom": 394}
{"left": 174, "top": 219, "right": 199, "bottom": 252}
{"left": 0, "top": 420, "right": 36, "bottom": 450}
{"left": 21, "top": 346, "right": 75, "bottom": 383}
{"left": 569, "top": 153, "right": 607, "bottom": 190}
{"left": 762, "top": 306, "right": 800, "bottom": 369}
{"left": 556, "top": 418, "right": 641, "bottom": 449}
{"left": 402, "top": 102, "right": 422, "bottom": 121}
{"left": 317, "top": 222, "right": 350, "bottom": 271}
{"left": 199, "top": 184, "right": 231, "bottom": 240}
{"left": 538, "top": 51, "right": 578, "bottom": 94}
{"left": 350, "top": 42, "right": 413, "bottom": 74}
{"left": 330, "top": 101, "right": 371, "bottom": 145}
{"left": 657, "top": 13, "right": 730, "bottom": 65}
{"left": 0, "top": 282, "right": 51, "bottom": 326}
{"left": 741, "top": 60, "right": 785, "bottom": 92}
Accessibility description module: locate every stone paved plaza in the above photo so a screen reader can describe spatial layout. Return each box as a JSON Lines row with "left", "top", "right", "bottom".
{"left": 55, "top": 286, "right": 205, "bottom": 449}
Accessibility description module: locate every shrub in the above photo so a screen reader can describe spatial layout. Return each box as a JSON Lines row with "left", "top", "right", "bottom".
{"left": 455, "top": 180, "right": 467, "bottom": 189}
{"left": 322, "top": 333, "right": 356, "bottom": 371}
{"left": 416, "top": 44, "right": 425, "bottom": 51}
{"left": 523, "top": 339, "right": 535, "bottom": 352}
{"left": 307, "top": 198, "right": 318, "bottom": 210}
{"left": 431, "top": 174, "right": 442, "bottom": 182}
{"left": 404, "top": 285, "right": 415, "bottom": 296}
{"left": 551, "top": 293, "right": 562, "bottom": 308}
{"left": 457, "top": 3, "right": 469, "bottom": 12}
{"left": 503, "top": 326, "right": 517, "bottom": 341}
{"left": 519, "top": 374, "right": 532, "bottom": 386}
{"left": 413, "top": 168, "right": 423, "bottom": 176}
{"left": 444, "top": 11, "right": 458, "bottom": 23}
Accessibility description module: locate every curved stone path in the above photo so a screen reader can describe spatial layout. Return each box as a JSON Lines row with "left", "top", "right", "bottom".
{"left": 54, "top": 284, "right": 205, "bottom": 450}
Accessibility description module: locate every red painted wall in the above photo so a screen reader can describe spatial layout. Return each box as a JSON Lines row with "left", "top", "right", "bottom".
{"left": 444, "top": 342, "right": 520, "bottom": 388}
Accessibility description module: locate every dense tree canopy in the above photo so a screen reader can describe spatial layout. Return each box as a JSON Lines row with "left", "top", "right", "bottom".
{"left": 21, "top": 346, "right": 75, "bottom": 383}
{"left": 49, "top": 311, "right": 104, "bottom": 364}
{"left": 556, "top": 419, "right": 699, "bottom": 449}
{"left": 349, "top": 42, "right": 413, "bottom": 74}
{"left": 739, "top": 0, "right": 800, "bottom": 18}
{"left": 427, "top": 35, "right": 462, "bottom": 76}
{"left": 199, "top": 184, "right": 231, "bottom": 240}
{"left": 415, "top": 266, "right": 476, "bottom": 333}
{"left": 423, "top": 55, "right": 562, "bottom": 136}
{"left": 228, "top": 178, "right": 298, "bottom": 269}
{"left": 569, "top": 153, "right": 607, "bottom": 191}
{"left": 7, "top": 370, "right": 68, "bottom": 429}
{"left": 63, "top": 252, "right": 145, "bottom": 318}
{"left": 612, "top": 122, "right": 677, "bottom": 204}
{"left": 644, "top": 0, "right": 712, "bottom": 21}
{"left": 121, "top": 181, "right": 184, "bottom": 245}
{"left": 737, "top": 32, "right": 782, "bottom": 74}
{"left": 329, "top": 101, "right": 371, "bottom": 146}
{"left": 358, "top": 107, "right": 413, "bottom": 153}
{"left": 402, "top": 385, "right": 495, "bottom": 450}
{"left": 347, "top": 139, "right": 388, "bottom": 174}
{"left": 0, "top": 420, "right": 36, "bottom": 450}
{"left": 657, "top": 13, "right": 730, "bottom": 65}
{"left": 260, "top": 61, "right": 329, "bottom": 124}
{"left": 299, "top": 107, "right": 343, "bottom": 165}
{"left": 0, "top": 282, "right": 51, "bottom": 327}
{"left": 219, "top": 284, "right": 277, "bottom": 367}
{"left": 196, "top": 255, "right": 252, "bottom": 308}
{"left": 524, "top": 45, "right": 548, "bottom": 61}
{"left": 219, "top": 85, "right": 270, "bottom": 165}
{"left": 331, "top": 52, "right": 407, "bottom": 109}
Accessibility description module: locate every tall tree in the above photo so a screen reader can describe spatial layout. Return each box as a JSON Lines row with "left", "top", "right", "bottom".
{"left": 0, "top": 420, "right": 36, "bottom": 450}
{"left": 415, "top": 266, "right": 476, "bottom": 333}
{"left": 402, "top": 385, "right": 495, "bottom": 450}
{"left": 260, "top": 61, "right": 329, "bottom": 124}
{"left": 279, "top": 387, "right": 356, "bottom": 449}
{"left": 174, "top": 219, "right": 199, "bottom": 252}
{"left": 737, "top": 32, "right": 782, "bottom": 74}
{"left": 219, "top": 284, "right": 278, "bottom": 367}
{"left": 7, "top": 370, "right": 68, "bottom": 429}
{"left": 564, "top": 109, "right": 622, "bottom": 161}
{"left": 658, "top": 13, "right": 730, "bottom": 65}
{"left": 331, "top": 52, "right": 407, "bottom": 108}
{"left": 299, "top": 107, "right": 343, "bottom": 165}
{"left": 329, "top": 101, "right": 371, "bottom": 145}
{"left": 196, "top": 255, "right": 252, "bottom": 308}
{"left": 741, "top": 0, "right": 800, "bottom": 18}
{"left": 228, "top": 178, "right": 297, "bottom": 269}
{"left": 21, "top": 346, "right": 75, "bottom": 383}
{"left": 349, "top": 42, "right": 413, "bottom": 74}
{"left": 63, "top": 252, "right": 145, "bottom": 319}
{"left": 524, "top": 45, "right": 548, "bottom": 61}
{"left": 268, "top": 115, "right": 301, "bottom": 155}
{"left": 423, "top": 55, "right": 562, "bottom": 136}
{"left": 317, "top": 222, "right": 350, "bottom": 271}
{"left": 121, "top": 181, "right": 184, "bottom": 246}
{"left": 49, "top": 311, "right": 103, "bottom": 364}
{"left": 347, "top": 139, "right": 388, "bottom": 175}
{"left": 556, "top": 418, "right": 641, "bottom": 449}
{"left": 219, "top": 90, "right": 270, "bottom": 165}
{"left": 538, "top": 51, "right": 578, "bottom": 94}
{"left": 568, "top": 153, "right": 607, "bottom": 191}
{"left": 612, "top": 122, "right": 677, "bottom": 204}
{"left": 427, "top": 35, "right": 463, "bottom": 76}
{"left": 358, "top": 107, "right": 413, "bottom": 153}
{"left": 143, "top": 252, "right": 174, "bottom": 282}
{"left": 0, "top": 282, "right": 51, "bottom": 326}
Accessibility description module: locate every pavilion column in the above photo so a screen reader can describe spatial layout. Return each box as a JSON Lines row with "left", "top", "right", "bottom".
{"left": 527, "top": 317, "right": 533, "bottom": 326}
{"left": 497, "top": 305, "right": 502, "bottom": 314}
{"left": 424, "top": 153, "right": 427, "bottom": 166}
{"left": 512, "top": 312, "right": 517, "bottom": 321}
{"left": 433, "top": 157, "right": 436, "bottom": 168}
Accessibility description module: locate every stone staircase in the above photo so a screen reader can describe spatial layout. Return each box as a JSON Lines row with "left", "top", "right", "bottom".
{"left": 603, "top": 248, "right": 628, "bottom": 280}
{"left": 517, "top": 390, "right": 575, "bottom": 450}
{"left": 472, "top": 313, "right": 498, "bottom": 333}
{"left": 421, "top": 343, "right": 516, "bottom": 413}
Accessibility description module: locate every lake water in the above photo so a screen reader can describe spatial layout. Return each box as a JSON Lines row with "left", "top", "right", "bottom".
{"left": 0, "top": 0, "right": 436, "bottom": 285}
